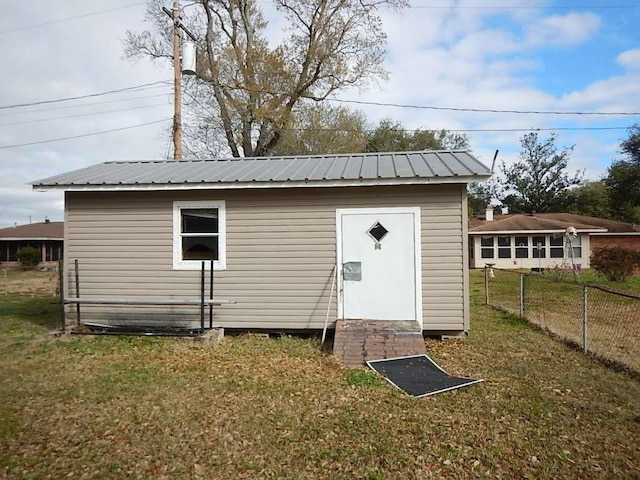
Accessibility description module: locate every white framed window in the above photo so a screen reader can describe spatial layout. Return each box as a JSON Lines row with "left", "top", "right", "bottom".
{"left": 515, "top": 236, "right": 528, "bottom": 258}
{"left": 480, "top": 236, "right": 494, "bottom": 259}
{"left": 497, "top": 236, "right": 511, "bottom": 258}
{"left": 173, "top": 201, "right": 226, "bottom": 270}
{"left": 532, "top": 236, "right": 546, "bottom": 258}
{"left": 570, "top": 234, "right": 582, "bottom": 258}
{"left": 550, "top": 235, "right": 564, "bottom": 258}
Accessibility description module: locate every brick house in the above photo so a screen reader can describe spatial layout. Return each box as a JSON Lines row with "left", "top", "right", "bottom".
{"left": 469, "top": 211, "right": 640, "bottom": 271}
{"left": 0, "top": 220, "right": 64, "bottom": 267}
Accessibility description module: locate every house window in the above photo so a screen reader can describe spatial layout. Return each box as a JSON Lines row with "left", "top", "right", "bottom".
{"left": 45, "top": 243, "right": 61, "bottom": 262}
{"left": 515, "top": 236, "right": 528, "bottom": 258}
{"left": 7, "top": 242, "right": 19, "bottom": 262}
{"left": 498, "top": 236, "right": 511, "bottom": 259}
{"left": 550, "top": 236, "right": 564, "bottom": 258}
{"left": 480, "top": 236, "right": 494, "bottom": 259}
{"left": 570, "top": 234, "right": 582, "bottom": 258}
{"left": 173, "top": 201, "right": 226, "bottom": 270}
{"left": 532, "top": 236, "right": 546, "bottom": 258}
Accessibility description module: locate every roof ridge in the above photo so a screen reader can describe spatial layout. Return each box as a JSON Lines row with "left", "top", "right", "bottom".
{"left": 101, "top": 150, "right": 474, "bottom": 165}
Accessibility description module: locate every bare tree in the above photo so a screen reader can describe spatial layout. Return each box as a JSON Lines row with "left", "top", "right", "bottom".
{"left": 273, "top": 103, "right": 367, "bottom": 155}
{"left": 125, "top": 0, "right": 405, "bottom": 157}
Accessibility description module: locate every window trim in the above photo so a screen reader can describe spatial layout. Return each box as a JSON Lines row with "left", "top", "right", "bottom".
{"left": 480, "top": 236, "right": 494, "bottom": 259}
{"left": 515, "top": 236, "right": 529, "bottom": 259}
{"left": 497, "top": 236, "right": 511, "bottom": 259}
{"left": 173, "top": 200, "right": 226, "bottom": 270}
{"left": 569, "top": 234, "right": 582, "bottom": 258}
{"left": 532, "top": 236, "right": 546, "bottom": 259}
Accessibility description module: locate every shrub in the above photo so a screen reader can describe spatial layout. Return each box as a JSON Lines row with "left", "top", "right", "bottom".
{"left": 17, "top": 246, "right": 41, "bottom": 267}
{"left": 590, "top": 246, "right": 640, "bottom": 282}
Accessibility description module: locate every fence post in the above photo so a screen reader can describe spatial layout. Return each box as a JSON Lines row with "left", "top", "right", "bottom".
{"left": 2, "top": 269, "right": 6, "bottom": 295}
{"left": 484, "top": 266, "right": 489, "bottom": 306}
{"left": 74, "top": 259, "right": 80, "bottom": 326}
{"left": 519, "top": 273, "right": 524, "bottom": 319}
{"left": 58, "top": 259, "right": 65, "bottom": 330}
{"left": 582, "top": 285, "right": 588, "bottom": 353}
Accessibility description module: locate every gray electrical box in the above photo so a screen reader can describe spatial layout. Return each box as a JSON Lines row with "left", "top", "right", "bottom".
{"left": 343, "top": 261, "right": 362, "bottom": 281}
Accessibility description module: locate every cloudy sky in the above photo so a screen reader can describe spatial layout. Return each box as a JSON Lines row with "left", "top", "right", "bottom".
{"left": 1, "top": 0, "right": 639, "bottom": 228}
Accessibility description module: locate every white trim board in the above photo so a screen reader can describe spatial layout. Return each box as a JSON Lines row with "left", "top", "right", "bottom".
{"left": 33, "top": 175, "right": 491, "bottom": 192}
{"left": 172, "top": 200, "right": 227, "bottom": 271}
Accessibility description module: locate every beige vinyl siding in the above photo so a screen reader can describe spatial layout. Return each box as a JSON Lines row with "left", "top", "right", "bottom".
{"left": 64, "top": 184, "right": 467, "bottom": 332}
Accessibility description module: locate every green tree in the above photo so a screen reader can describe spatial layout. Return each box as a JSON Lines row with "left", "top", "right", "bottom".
{"left": 559, "top": 181, "right": 612, "bottom": 219}
{"left": 17, "top": 246, "right": 41, "bottom": 267}
{"left": 604, "top": 124, "right": 640, "bottom": 223}
{"left": 125, "top": 0, "right": 406, "bottom": 157}
{"left": 365, "top": 118, "right": 469, "bottom": 152}
{"left": 467, "top": 180, "right": 500, "bottom": 218}
{"left": 500, "top": 132, "right": 582, "bottom": 213}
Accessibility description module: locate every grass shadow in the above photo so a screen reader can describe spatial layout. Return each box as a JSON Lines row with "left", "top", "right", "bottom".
{"left": 0, "top": 294, "right": 62, "bottom": 331}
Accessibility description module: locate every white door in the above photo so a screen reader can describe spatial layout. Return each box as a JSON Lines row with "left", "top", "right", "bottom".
{"left": 338, "top": 208, "right": 421, "bottom": 322}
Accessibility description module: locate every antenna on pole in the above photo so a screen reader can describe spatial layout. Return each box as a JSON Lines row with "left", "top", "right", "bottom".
{"left": 490, "top": 149, "right": 499, "bottom": 173}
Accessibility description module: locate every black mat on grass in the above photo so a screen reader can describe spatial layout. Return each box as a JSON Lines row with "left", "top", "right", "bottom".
{"left": 367, "top": 354, "right": 483, "bottom": 397}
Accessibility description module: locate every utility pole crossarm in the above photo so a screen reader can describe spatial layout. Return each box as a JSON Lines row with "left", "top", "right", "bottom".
{"left": 162, "top": 6, "right": 198, "bottom": 41}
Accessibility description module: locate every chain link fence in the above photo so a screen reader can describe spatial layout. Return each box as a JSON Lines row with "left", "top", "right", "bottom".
{"left": 485, "top": 267, "right": 640, "bottom": 373}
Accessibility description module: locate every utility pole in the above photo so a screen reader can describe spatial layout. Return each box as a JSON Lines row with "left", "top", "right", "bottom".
{"left": 172, "top": 0, "right": 183, "bottom": 160}
{"left": 162, "top": 1, "right": 197, "bottom": 161}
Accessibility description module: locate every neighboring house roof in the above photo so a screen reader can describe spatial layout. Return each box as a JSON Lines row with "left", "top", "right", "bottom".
{"left": 0, "top": 221, "right": 64, "bottom": 240}
{"left": 468, "top": 213, "right": 640, "bottom": 235}
{"left": 32, "top": 150, "right": 491, "bottom": 191}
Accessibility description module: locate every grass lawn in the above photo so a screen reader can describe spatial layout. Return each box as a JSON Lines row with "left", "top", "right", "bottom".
{"left": 477, "top": 268, "right": 640, "bottom": 372}
{"left": 1, "top": 275, "right": 639, "bottom": 479}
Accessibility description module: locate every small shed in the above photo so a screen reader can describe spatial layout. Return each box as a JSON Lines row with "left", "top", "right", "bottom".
{"left": 33, "top": 151, "right": 491, "bottom": 335}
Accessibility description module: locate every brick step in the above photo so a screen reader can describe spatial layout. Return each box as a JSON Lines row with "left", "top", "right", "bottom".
{"left": 333, "top": 319, "right": 426, "bottom": 366}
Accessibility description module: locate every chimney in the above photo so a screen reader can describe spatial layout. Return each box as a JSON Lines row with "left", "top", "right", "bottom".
{"left": 45, "top": 216, "right": 50, "bottom": 224}
{"left": 485, "top": 206, "right": 494, "bottom": 222}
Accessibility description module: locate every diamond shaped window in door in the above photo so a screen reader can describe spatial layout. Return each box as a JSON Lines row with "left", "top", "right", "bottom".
{"left": 367, "top": 221, "right": 389, "bottom": 243}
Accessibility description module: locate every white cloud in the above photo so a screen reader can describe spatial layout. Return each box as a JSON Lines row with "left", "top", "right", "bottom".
{"left": 524, "top": 12, "right": 600, "bottom": 47}
{"left": 0, "top": 1, "right": 634, "bottom": 226}
{"left": 617, "top": 49, "right": 640, "bottom": 70}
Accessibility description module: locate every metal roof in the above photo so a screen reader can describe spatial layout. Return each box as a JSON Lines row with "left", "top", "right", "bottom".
{"left": 32, "top": 150, "right": 491, "bottom": 191}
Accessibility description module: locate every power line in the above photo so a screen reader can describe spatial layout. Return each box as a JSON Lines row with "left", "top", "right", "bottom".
{"left": 0, "top": 92, "right": 172, "bottom": 117}
{"left": 406, "top": 3, "right": 640, "bottom": 9}
{"left": 212, "top": 85, "right": 640, "bottom": 116}
{"left": 0, "top": 81, "right": 172, "bottom": 111}
{"left": 326, "top": 97, "right": 640, "bottom": 116}
{"left": 0, "top": 117, "right": 630, "bottom": 151}
{"left": 0, "top": 118, "right": 171, "bottom": 150}
{"left": 0, "top": 103, "right": 169, "bottom": 127}
{"left": 264, "top": 125, "right": 633, "bottom": 134}
{"left": 421, "top": 126, "right": 632, "bottom": 133}
{"left": 0, "top": 2, "right": 146, "bottom": 35}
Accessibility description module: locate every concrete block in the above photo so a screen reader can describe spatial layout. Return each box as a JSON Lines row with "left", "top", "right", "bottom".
{"left": 192, "top": 328, "right": 224, "bottom": 345}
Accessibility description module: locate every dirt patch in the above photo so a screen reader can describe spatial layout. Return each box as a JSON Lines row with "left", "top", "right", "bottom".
{"left": 1, "top": 269, "right": 58, "bottom": 296}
